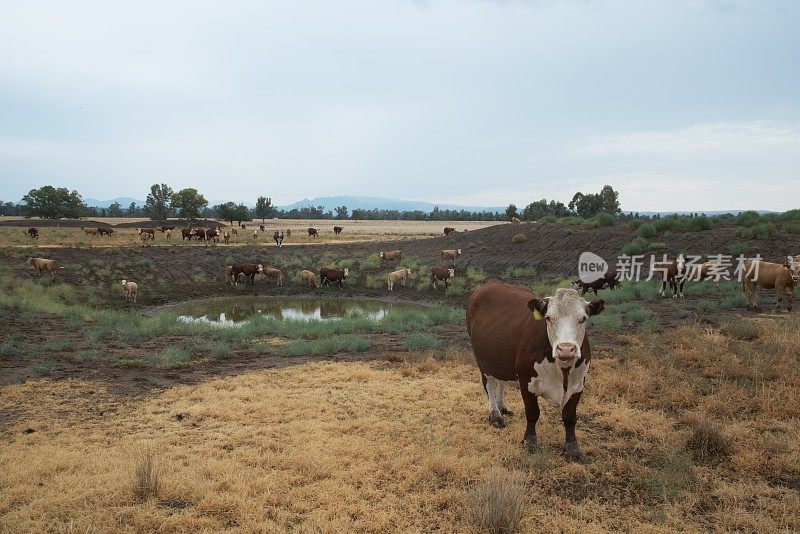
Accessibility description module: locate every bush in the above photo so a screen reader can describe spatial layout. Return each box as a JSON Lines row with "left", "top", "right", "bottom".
{"left": 209, "top": 340, "right": 230, "bottom": 358}
{"left": 465, "top": 471, "right": 526, "bottom": 534}
{"left": 403, "top": 333, "right": 440, "bottom": 351}
{"left": 360, "top": 254, "right": 381, "bottom": 270}
{"left": 648, "top": 241, "right": 666, "bottom": 251}
{"left": 721, "top": 321, "right": 761, "bottom": 341}
{"left": 686, "top": 216, "right": 712, "bottom": 231}
{"left": 654, "top": 217, "right": 679, "bottom": 232}
{"left": 591, "top": 212, "right": 616, "bottom": 227}
{"left": 156, "top": 347, "right": 190, "bottom": 368}
{"left": 466, "top": 267, "right": 487, "bottom": 285}
{"left": 511, "top": 233, "right": 528, "bottom": 244}
{"left": 629, "top": 219, "right": 645, "bottom": 231}
{"left": 621, "top": 237, "right": 648, "bottom": 256}
{"left": 779, "top": 209, "right": 800, "bottom": 221}
{"left": 539, "top": 215, "right": 556, "bottom": 223}
{"left": 735, "top": 210, "right": 762, "bottom": 227}
{"left": 636, "top": 224, "right": 657, "bottom": 238}
{"left": 685, "top": 421, "right": 731, "bottom": 463}
{"left": 784, "top": 222, "right": 800, "bottom": 234}
{"left": 727, "top": 242, "right": 748, "bottom": 256}
{"left": 365, "top": 274, "right": 385, "bottom": 290}
{"left": 445, "top": 277, "right": 467, "bottom": 296}
{"left": 502, "top": 266, "right": 538, "bottom": 279}
{"left": 133, "top": 444, "right": 161, "bottom": 501}
{"left": 736, "top": 223, "right": 776, "bottom": 240}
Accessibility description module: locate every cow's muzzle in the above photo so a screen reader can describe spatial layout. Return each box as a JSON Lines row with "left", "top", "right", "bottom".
{"left": 556, "top": 343, "right": 577, "bottom": 361}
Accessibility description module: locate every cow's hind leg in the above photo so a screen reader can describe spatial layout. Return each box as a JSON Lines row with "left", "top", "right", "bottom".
{"left": 483, "top": 375, "right": 505, "bottom": 428}
{"left": 518, "top": 376, "right": 540, "bottom": 453}
{"left": 562, "top": 391, "right": 583, "bottom": 461}
{"left": 496, "top": 382, "right": 513, "bottom": 416}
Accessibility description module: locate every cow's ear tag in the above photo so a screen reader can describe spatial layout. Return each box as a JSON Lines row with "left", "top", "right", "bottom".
{"left": 532, "top": 309, "right": 542, "bottom": 321}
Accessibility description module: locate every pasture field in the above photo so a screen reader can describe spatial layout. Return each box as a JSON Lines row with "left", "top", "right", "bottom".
{"left": 0, "top": 217, "right": 497, "bottom": 247}
{"left": 2, "top": 221, "right": 799, "bottom": 531}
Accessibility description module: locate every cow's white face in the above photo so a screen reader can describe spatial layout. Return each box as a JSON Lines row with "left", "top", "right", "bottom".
{"left": 528, "top": 288, "right": 604, "bottom": 369}
{"left": 406, "top": 269, "right": 412, "bottom": 275}
{"left": 257, "top": 264, "right": 264, "bottom": 273}
{"left": 448, "top": 268, "right": 454, "bottom": 277}
{"left": 786, "top": 256, "right": 800, "bottom": 283}
{"left": 343, "top": 268, "right": 349, "bottom": 277}
{"left": 121, "top": 279, "right": 127, "bottom": 286}
{"left": 457, "top": 249, "right": 461, "bottom": 254}
{"left": 379, "top": 252, "right": 385, "bottom": 259}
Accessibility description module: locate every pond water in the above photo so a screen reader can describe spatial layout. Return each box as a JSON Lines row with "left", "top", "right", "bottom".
{"left": 168, "top": 296, "right": 423, "bottom": 327}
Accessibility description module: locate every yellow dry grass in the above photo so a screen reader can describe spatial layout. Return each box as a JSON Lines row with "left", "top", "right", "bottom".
{"left": 1, "top": 316, "right": 798, "bottom": 532}
{"left": 0, "top": 219, "right": 500, "bottom": 248}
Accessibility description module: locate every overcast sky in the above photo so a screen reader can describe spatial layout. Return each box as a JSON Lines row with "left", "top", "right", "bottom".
{"left": 1, "top": 0, "right": 798, "bottom": 211}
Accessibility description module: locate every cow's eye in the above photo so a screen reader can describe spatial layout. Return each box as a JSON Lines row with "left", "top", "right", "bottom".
{"left": 578, "top": 316, "right": 587, "bottom": 324}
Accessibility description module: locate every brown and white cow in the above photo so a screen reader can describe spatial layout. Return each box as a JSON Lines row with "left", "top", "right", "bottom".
{"left": 444, "top": 227, "right": 456, "bottom": 235}
{"left": 655, "top": 256, "right": 687, "bottom": 298}
{"left": 430, "top": 267, "right": 455, "bottom": 288}
{"left": 511, "top": 217, "right": 521, "bottom": 224}
{"left": 81, "top": 226, "right": 98, "bottom": 236}
{"left": 320, "top": 267, "right": 348, "bottom": 288}
{"left": 27, "top": 227, "right": 39, "bottom": 239}
{"left": 231, "top": 264, "right": 263, "bottom": 285}
{"left": 139, "top": 231, "right": 153, "bottom": 247}
{"left": 206, "top": 228, "right": 220, "bottom": 244}
{"left": 260, "top": 225, "right": 266, "bottom": 232}
{"left": 193, "top": 228, "right": 207, "bottom": 242}
{"left": 333, "top": 226, "right": 343, "bottom": 235}
{"left": 273, "top": 230, "right": 284, "bottom": 247}
{"left": 252, "top": 230, "right": 259, "bottom": 241}
{"left": 387, "top": 268, "right": 412, "bottom": 291}
{"left": 467, "top": 282, "right": 605, "bottom": 459}
{"left": 97, "top": 227, "right": 115, "bottom": 236}
{"left": 164, "top": 229, "right": 172, "bottom": 239}
{"left": 181, "top": 228, "right": 195, "bottom": 240}
{"left": 440, "top": 249, "right": 462, "bottom": 266}
{"left": 158, "top": 226, "right": 176, "bottom": 233}
{"left": 223, "top": 231, "right": 230, "bottom": 244}
{"left": 379, "top": 250, "right": 402, "bottom": 265}
{"left": 308, "top": 227, "right": 319, "bottom": 237}
{"left": 137, "top": 228, "right": 156, "bottom": 240}
{"left": 741, "top": 257, "right": 798, "bottom": 312}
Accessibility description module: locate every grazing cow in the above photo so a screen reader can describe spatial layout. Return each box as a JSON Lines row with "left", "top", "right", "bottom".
{"left": 81, "top": 226, "right": 98, "bottom": 236}
{"left": 223, "top": 231, "right": 230, "bottom": 244}
{"left": 430, "top": 267, "right": 455, "bottom": 289}
{"left": 320, "top": 267, "right": 349, "bottom": 288}
{"left": 27, "top": 227, "right": 39, "bottom": 239}
{"left": 121, "top": 279, "right": 138, "bottom": 303}
{"left": 181, "top": 228, "right": 195, "bottom": 240}
{"left": 511, "top": 217, "right": 521, "bottom": 224}
{"left": 193, "top": 228, "right": 207, "bottom": 242}
{"left": 742, "top": 257, "right": 798, "bottom": 312}
{"left": 656, "top": 256, "right": 688, "bottom": 299}
{"left": 158, "top": 226, "right": 176, "bottom": 233}
{"left": 261, "top": 267, "right": 284, "bottom": 286}
{"left": 440, "top": 249, "right": 462, "bottom": 266}
{"left": 444, "top": 227, "right": 456, "bottom": 235}
{"left": 308, "top": 227, "right": 319, "bottom": 237}
{"left": 206, "top": 228, "right": 220, "bottom": 244}
{"left": 380, "top": 250, "right": 402, "bottom": 265}
{"left": 27, "top": 257, "right": 60, "bottom": 276}
{"left": 260, "top": 225, "right": 266, "bottom": 232}
{"left": 286, "top": 229, "right": 292, "bottom": 237}
{"left": 137, "top": 228, "right": 156, "bottom": 239}
{"left": 273, "top": 230, "right": 284, "bottom": 247}
{"left": 252, "top": 230, "right": 259, "bottom": 241}
{"left": 139, "top": 232, "right": 153, "bottom": 247}
{"left": 572, "top": 270, "right": 621, "bottom": 296}
{"left": 300, "top": 269, "right": 319, "bottom": 288}
{"left": 387, "top": 268, "right": 412, "bottom": 291}
{"left": 224, "top": 265, "right": 236, "bottom": 284}
{"left": 164, "top": 229, "right": 172, "bottom": 239}
{"left": 467, "top": 282, "right": 605, "bottom": 459}
{"left": 231, "top": 228, "right": 238, "bottom": 236}
{"left": 241, "top": 224, "right": 247, "bottom": 230}
{"left": 231, "top": 263, "right": 263, "bottom": 285}
{"left": 97, "top": 227, "right": 115, "bottom": 236}
{"left": 333, "top": 226, "right": 343, "bottom": 235}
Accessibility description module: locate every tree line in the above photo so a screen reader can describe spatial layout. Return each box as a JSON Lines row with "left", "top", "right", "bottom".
{"left": 4, "top": 183, "right": 626, "bottom": 223}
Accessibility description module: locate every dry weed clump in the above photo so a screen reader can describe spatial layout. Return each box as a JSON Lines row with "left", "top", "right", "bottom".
{"left": 464, "top": 470, "right": 526, "bottom": 534}
{"left": 133, "top": 443, "right": 161, "bottom": 501}
{"left": 685, "top": 420, "right": 731, "bottom": 463}
{"left": 511, "top": 233, "right": 528, "bottom": 244}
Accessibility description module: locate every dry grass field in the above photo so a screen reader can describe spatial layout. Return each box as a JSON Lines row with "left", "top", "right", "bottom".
{"left": 2, "top": 219, "right": 799, "bottom": 532}
{"left": 0, "top": 217, "right": 498, "bottom": 247}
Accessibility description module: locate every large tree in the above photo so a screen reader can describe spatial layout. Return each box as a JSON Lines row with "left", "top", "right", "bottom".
{"left": 107, "top": 202, "right": 123, "bottom": 217}
{"left": 171, "top": 188, "right": 208, "bottom": 221}
{"left": 335, "top": 205, "right": 348, "bottom": 220}
{"left": 144, "top": 183, "right": 174, "bottom": 221}
{"left": 505, "top": 204, "right": 519, "bottom": 220}
{"left": 215, "top": 202, "right": 250, "bottom": 225}
{"left": 21, "top": 186, "right": 85, "bottom": 220}
{"left": 598, "top": 185, "right": 621, "bottom": 215}
{"left": 254, "top": 196, "right": 273, "bottom": 222}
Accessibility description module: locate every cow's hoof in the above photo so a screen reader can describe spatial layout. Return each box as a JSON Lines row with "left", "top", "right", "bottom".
{"left": 564, "top": 442, "right": 582, "bottom": 462}
{"left": 489, "top": 415, "right": 506, "bottom": 428}
{"left": 523, "top": 436, "right": 539, "bottom": 454}
{"left": 500, "top": 407, "right": 514, "bottom": 416}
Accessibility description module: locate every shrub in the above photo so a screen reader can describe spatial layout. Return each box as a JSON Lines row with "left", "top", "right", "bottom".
{"left": 445, "top": 277, "right": 467, "bottom": 296}
{"left": 209, "top": 340, "right": 230, "bottom": 358}
{"left": 685, "top": 216, "right": 711, "bottom": 231}
{"left": 404, "top": 333, "right": 440, "bottom": 351}
{"left": 721, "top": 293, "right": 747, "bottom": 309}
{"left": 466, "top": 267, "right": 487, "bottom": 285}
{"left": 502, "top": 266, "right": 538, "bottom": 279}
{"left": 648, "top": 241, "right": 666, "bottom": 251}
{"left": 621, "top": 237, "right": 648, "bottom": 256}
{"left": 0, "top": 341, "right": 21, "bottom": 358}
{"left": 685, "top": 421, "right": 731, "bottom": 463}
{"left": 539, "top": 215, "right": 556, "bottom": 223}
{"left": 654, "top": 218, "right": 678, "bottom": 232}
{"left": 735, "top": 210, "right": 762, "bottom": 227}
{"left": 511, "top": 233, "right": 528, "bottom": 244}
{"left": 637, "top": 224, "right": 657, "bottom": 238}
{"left": 360, "top": 254, "right": 381, "bottom": 270}
{"left": 88, "top": 258, "right": 104, "bottom": 269}
{"left": 779, "top": 209, "right": 800, "bottom": 221}
{"left": 592, "top": 212, "right": 616, "bottom": 227}
{"left": 634, "top": 450, "right": 695, "bottom": 502}
{"left": 727, "top": 242, "right": 748, "bottom": 256}
{"left": 156, "top": 347, "right": 191, "bottom": 368}
{"left": 721, "top": 320, "right": 761, "bottom": 341}
{"left": 629, "top": 219, "right": 645, "bottom": 231}
{"left": 736, "top": 223, "right": 776, "bottom": 240}
{"left": 31, "top": 359, "right": 55, "bottom": 376}
{"left": 465, "top": 471, "right": 526, "bottom": 534}
{"left": 784, "top": 222, "right": 800, "bottom": 234}
{"left": 559, "top": 216, "right": 582, "bottom": 226}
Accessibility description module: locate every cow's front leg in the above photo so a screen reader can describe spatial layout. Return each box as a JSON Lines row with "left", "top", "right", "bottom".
{"left": 562, "top": 391, "right": 582, "bottom": 461}
{"left": 518, "top": 377, "right": 540, "bottom": 453}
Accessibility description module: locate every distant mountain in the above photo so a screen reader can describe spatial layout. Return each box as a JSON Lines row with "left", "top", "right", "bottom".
{"left": 276, "top": 196, "right": 505, "bottom": 214}
{"left": 84, "top": 197, "right": 144, "bottom": 208}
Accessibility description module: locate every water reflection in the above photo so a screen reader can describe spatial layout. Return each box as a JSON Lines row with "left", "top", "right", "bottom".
{"left": 170, "top": 297, "right": 420, "bottom": 327}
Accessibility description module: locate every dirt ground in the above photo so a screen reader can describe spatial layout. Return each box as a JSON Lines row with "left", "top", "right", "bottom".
{"left": 2, "top": 219, "right": 799, "bottom": 531}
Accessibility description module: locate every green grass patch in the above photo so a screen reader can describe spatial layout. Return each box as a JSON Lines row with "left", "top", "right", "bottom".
{"left": 621, "top": 237, "right": 648, "bottom": 256}
{"left": 636, "top": 224, "right": 657, "bottom": 238}
{"left": 736, "top": 223, "right": 776, "bottom": 240}
{"left": 501, "top": 266, "right": 538, "bottom": 279}
{"left": 445, "top": 277, "right": 467, "bottom": 296}
{"left": 276, "top": 334, "right": 371, "bottom": 357}
{"left": 403, "top": 333, "right": 441, "bottom": 351}
{"left": 360, "top": 254, "right": 381, "bottom": 270}
{"left": 511, "top": 233, "right": 528, "bottom": 244}
{"left": 466, "top": 267, "right": 487, "bottom": 285}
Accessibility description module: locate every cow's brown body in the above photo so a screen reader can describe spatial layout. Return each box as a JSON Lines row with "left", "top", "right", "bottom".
{"left": 27, "top": 227, "right": 39, "bottom": 239}
{"left": 181, "top": 228, "right": 195, "bottom": 240}
{"left": 333, "top": 226, "right": 343, "bottom": 235}
{"left": 444, "top": 227, "right": 456, "bottom": 235}
{"left": 320, "top": 267, "right": 348, "bottom": 288}
{"left": 430, "top": 267, "right": 454, "bottom": 288}
{"left": 308, "top": 227, "right": 319, "bottom": 237}
{"left": 261, "top": 267, "right": 283, "bottom": 286}
{"left": 273, "top": 231, "right": 284, "bottom": 247}
{"left": 97, "top": 227, "right": 115, "bottom": 236}
{"left": 573, "top": 270, "right": 620, "bottom": 296}
{"left": 231, "top": 264, "right": 262, "bottom": 285}
{"left": 380, "top": 250, "right": 402, "bottom": 265}
{"left": 742, "top": 259, "right": 796, "bottom": 312}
